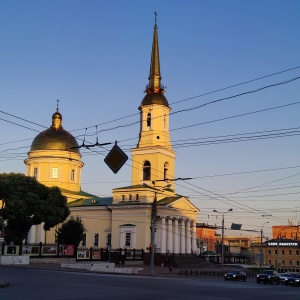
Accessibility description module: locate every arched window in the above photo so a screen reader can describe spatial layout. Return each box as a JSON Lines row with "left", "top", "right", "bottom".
{"left": 143, "top": 161, "right": 151, "bottom": 181}
{"left": 147, "top": 113, "right": 151, "bottom": 127}
{"left": 164, "top": 162, "right": 169, "bottom": 181}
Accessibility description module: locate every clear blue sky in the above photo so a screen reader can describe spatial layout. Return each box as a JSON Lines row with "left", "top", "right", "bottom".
{"left": 1, "top": 0, "right": 300, "bottom": 238}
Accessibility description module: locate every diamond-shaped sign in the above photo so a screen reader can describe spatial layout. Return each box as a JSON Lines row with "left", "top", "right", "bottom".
{"left": 104, "top": 142, "right": 128, "bottom": 174}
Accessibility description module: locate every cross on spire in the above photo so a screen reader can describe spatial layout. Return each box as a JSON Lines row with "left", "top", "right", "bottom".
{"left": 56, "top": 99, "right": 60, "bottom": 112}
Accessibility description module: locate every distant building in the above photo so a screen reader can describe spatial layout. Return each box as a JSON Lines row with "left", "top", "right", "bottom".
{"left": 196, "top": 223, "right": 217, "bottom": 253}
{"left": 222, "top": 236, "right": 260, "bottom": 256}
{"left": 252, "top": 239, "right": 300, "bottom": 272}
{"left": 272, "top": 225, "right": 300, "bottom": 240}
{"left": 251, "top": 224, "right": 300, "bottom": 270}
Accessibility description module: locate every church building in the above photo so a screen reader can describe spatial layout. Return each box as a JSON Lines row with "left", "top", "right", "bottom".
{"left": 25, "top": 19, "right": 200, "bottom": 256}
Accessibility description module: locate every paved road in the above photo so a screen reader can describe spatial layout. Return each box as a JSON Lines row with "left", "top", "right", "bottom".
{"left": 1, "top": 266, "right": 300, "bottom": 300}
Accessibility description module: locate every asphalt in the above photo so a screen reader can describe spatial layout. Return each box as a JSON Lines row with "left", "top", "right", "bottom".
{"left": 0, "top": 261, "right": 175, "bottom": 288}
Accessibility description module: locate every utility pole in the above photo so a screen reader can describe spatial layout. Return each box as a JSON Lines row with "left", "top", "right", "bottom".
{"left": 150, "top": 190, "right": 157, "bottom": 276}
{"left": 213, "top": 209, "right": 233, "bottom": 273}
{"left": 260, "top": 222, "right": 269, "bottom": 273}
{"left": 148, "top": 177, "right": 191, "bottom": 276}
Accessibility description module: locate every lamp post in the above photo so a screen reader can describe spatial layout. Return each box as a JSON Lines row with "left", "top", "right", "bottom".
{"left": 213, "top": 209, "right": 233, "bottom": 272}
{"left": 260, "top": 221, "right": 269, "bottom": 273}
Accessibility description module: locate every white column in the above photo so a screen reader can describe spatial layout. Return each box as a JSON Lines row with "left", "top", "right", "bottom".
{"left": 174, "top": 219, "right": 179, "bottom": 254}
{"left": 37, "top": 223, "right": 45, "bottom": 243}
{"left": 192, "top": 220, "right": 197, "bottom": 253}
{"left": 180, "top": 219, "right": 186, "bottom": 254}
{"left": 167, "top": 218, "right": 173, "bottom": 253}
{"left": 186, "top": 220, "right": 191, "bottom": 254}
{"left": 27, "top": 225, "right": 36, "bottom": 243}
{"left": 161, "top": 217, "right": 166, "bottom": 253}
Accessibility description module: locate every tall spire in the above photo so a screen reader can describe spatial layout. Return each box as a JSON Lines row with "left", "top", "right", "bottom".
{"left": 146, "top": 12, "right": 164, "bottom": 95}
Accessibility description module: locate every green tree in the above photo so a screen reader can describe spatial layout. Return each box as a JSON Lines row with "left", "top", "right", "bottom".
{"left": 0, "top": 173, "right": 70, "bottom": 244}
{"left": 56, "top": 216, "right": 86, "bottom": 247}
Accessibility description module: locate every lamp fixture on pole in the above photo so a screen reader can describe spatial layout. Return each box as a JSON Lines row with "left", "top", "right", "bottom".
{"left": 213, "top": 209, "right": 233, "bottom": 272}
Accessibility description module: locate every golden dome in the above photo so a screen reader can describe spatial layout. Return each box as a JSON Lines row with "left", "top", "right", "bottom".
{"left": 140, "top": 93, "right": 169, "bottom": 107}
{"left": 30, "top": 109, "right": 80, "bottom": 153}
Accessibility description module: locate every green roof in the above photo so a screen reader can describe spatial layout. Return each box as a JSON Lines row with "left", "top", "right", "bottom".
{"left": 157, "top": 196, "right": 181, "bottom": 205}
{"left": 65, "top": 189, "right": 113, "bottom": 207}
{"left": 112, "top": 184, "right": 146, "bottom": 190}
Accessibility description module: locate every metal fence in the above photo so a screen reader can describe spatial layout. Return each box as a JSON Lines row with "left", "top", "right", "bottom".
{"left": 0, "top": 242, "right": 144, "bottom": 263}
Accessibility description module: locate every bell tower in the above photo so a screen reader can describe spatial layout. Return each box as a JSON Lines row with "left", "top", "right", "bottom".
{"left": 131, "top": 16, "right": 176, "bottom": 190}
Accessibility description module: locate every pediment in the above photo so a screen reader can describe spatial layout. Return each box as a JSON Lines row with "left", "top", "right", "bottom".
{"left": 167, "top": 197, "right": 200, "bottom": 213}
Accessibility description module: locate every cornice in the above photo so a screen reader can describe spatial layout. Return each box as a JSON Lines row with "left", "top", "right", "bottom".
{"left": 25, "top": 156, "right": 83, "bottom": 166}
{"left": 131, "top": 146, "right": 176, "bottom": 155}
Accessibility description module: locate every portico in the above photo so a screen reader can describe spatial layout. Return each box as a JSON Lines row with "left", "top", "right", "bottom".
{"left": 157, "top": 216, "right": 198, "bottom": 254}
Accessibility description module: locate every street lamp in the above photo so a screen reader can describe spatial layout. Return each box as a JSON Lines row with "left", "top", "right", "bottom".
{"left": 213, "top": 209, "right": 233, "bottom": 272}
{"left": 260, "top": 221, "right": 269, "bottom": 273}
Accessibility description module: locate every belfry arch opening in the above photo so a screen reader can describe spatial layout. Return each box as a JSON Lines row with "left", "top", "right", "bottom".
{"left": 143, "top": 161, "right": 151, "bottom": 181}
{"left": 147, "top": 113, "right": 151, "bottom": 128}
{"left": 164, "top": 162, "right": 169, "bottom": 181}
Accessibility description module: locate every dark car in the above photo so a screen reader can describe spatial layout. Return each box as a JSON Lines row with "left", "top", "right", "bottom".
{"left": 284, "top": 273, "right": 300, "bottom": 286}
{"left": 279, "top": 272, "right": 291, "bottom": 283}
{"left": 224, "top": 270, "right": 247, "bottom": 281}
{"left": 257, "top": 270, "right": 280, "bottom": 284}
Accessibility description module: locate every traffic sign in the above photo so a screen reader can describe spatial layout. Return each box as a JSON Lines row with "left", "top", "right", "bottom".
{"left": 104, "top": 141, "right": 128, "bottom": 174}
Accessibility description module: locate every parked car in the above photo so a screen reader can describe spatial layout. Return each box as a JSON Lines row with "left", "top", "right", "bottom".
{"left": 284, "top": 273, "right": 300, "bottom": 286}
{"left": 279, "top": 272, "right": 298, "bottom": 284}
{"left": 257, "top": 270, "right": 280, "bottom": 284}
{"left": 224, "top": 270, "right": 247, "bottom": 281}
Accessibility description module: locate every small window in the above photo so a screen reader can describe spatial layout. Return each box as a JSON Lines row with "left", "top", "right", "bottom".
{"left": 122, "top": 195, "right": 125, "bottom": 201}
{"left": 282, "top": 250, "right": 285, "bottom": 256}
{"left": 71, "top": 169, "right": 75, "bottom": 181}
{"left": 125, "top": 233, "right": 131, "bottom": 247}
{"left": 106, "top": 234, "right": 111, "bottom": 246}
{"left": 275, "top": 250, "right": 278, "bottom": 255}
{"left": 135, "top": 194, "right": 139, "bottom": 201}
{"left": 296, "top": 250, "right": 299, "bottom": 255}
{"left": 129, "top": 194, "right": 132, "bottom": 201}
{"left": 52, "top": 167, "right": 59, "bottom": 179}
{"left": 82, "top": 233, "right": 86, "bottom": 247}
{"left": 268, "top": 250, "right": 271, "bottom": 255}
{"left": 282, "top": 260, "right": 285, "bottom": 266}
{"left": 297, "top": 261, "right": 299, "bottom": 267}
{"left": 147, "top": 113, "right": 151, "bottom": 127}
{"left": 93, "top": 234, "right": 99, "bottom": 246}
{"left": 268, "top": 260, "right": 272, "bottom": 265}
{"left": 289, "top": 250, "right": 292, "bottom": 256}
{"left": 289, "top": 261, "right": 292, "bottom": 266}
{"left": 33, "top": 167, "right": 38, "bottom": 179}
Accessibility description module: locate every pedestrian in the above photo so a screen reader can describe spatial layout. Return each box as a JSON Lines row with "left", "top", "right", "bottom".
{"left": 169, "top": 265, "right": 173, "bottom": 274}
